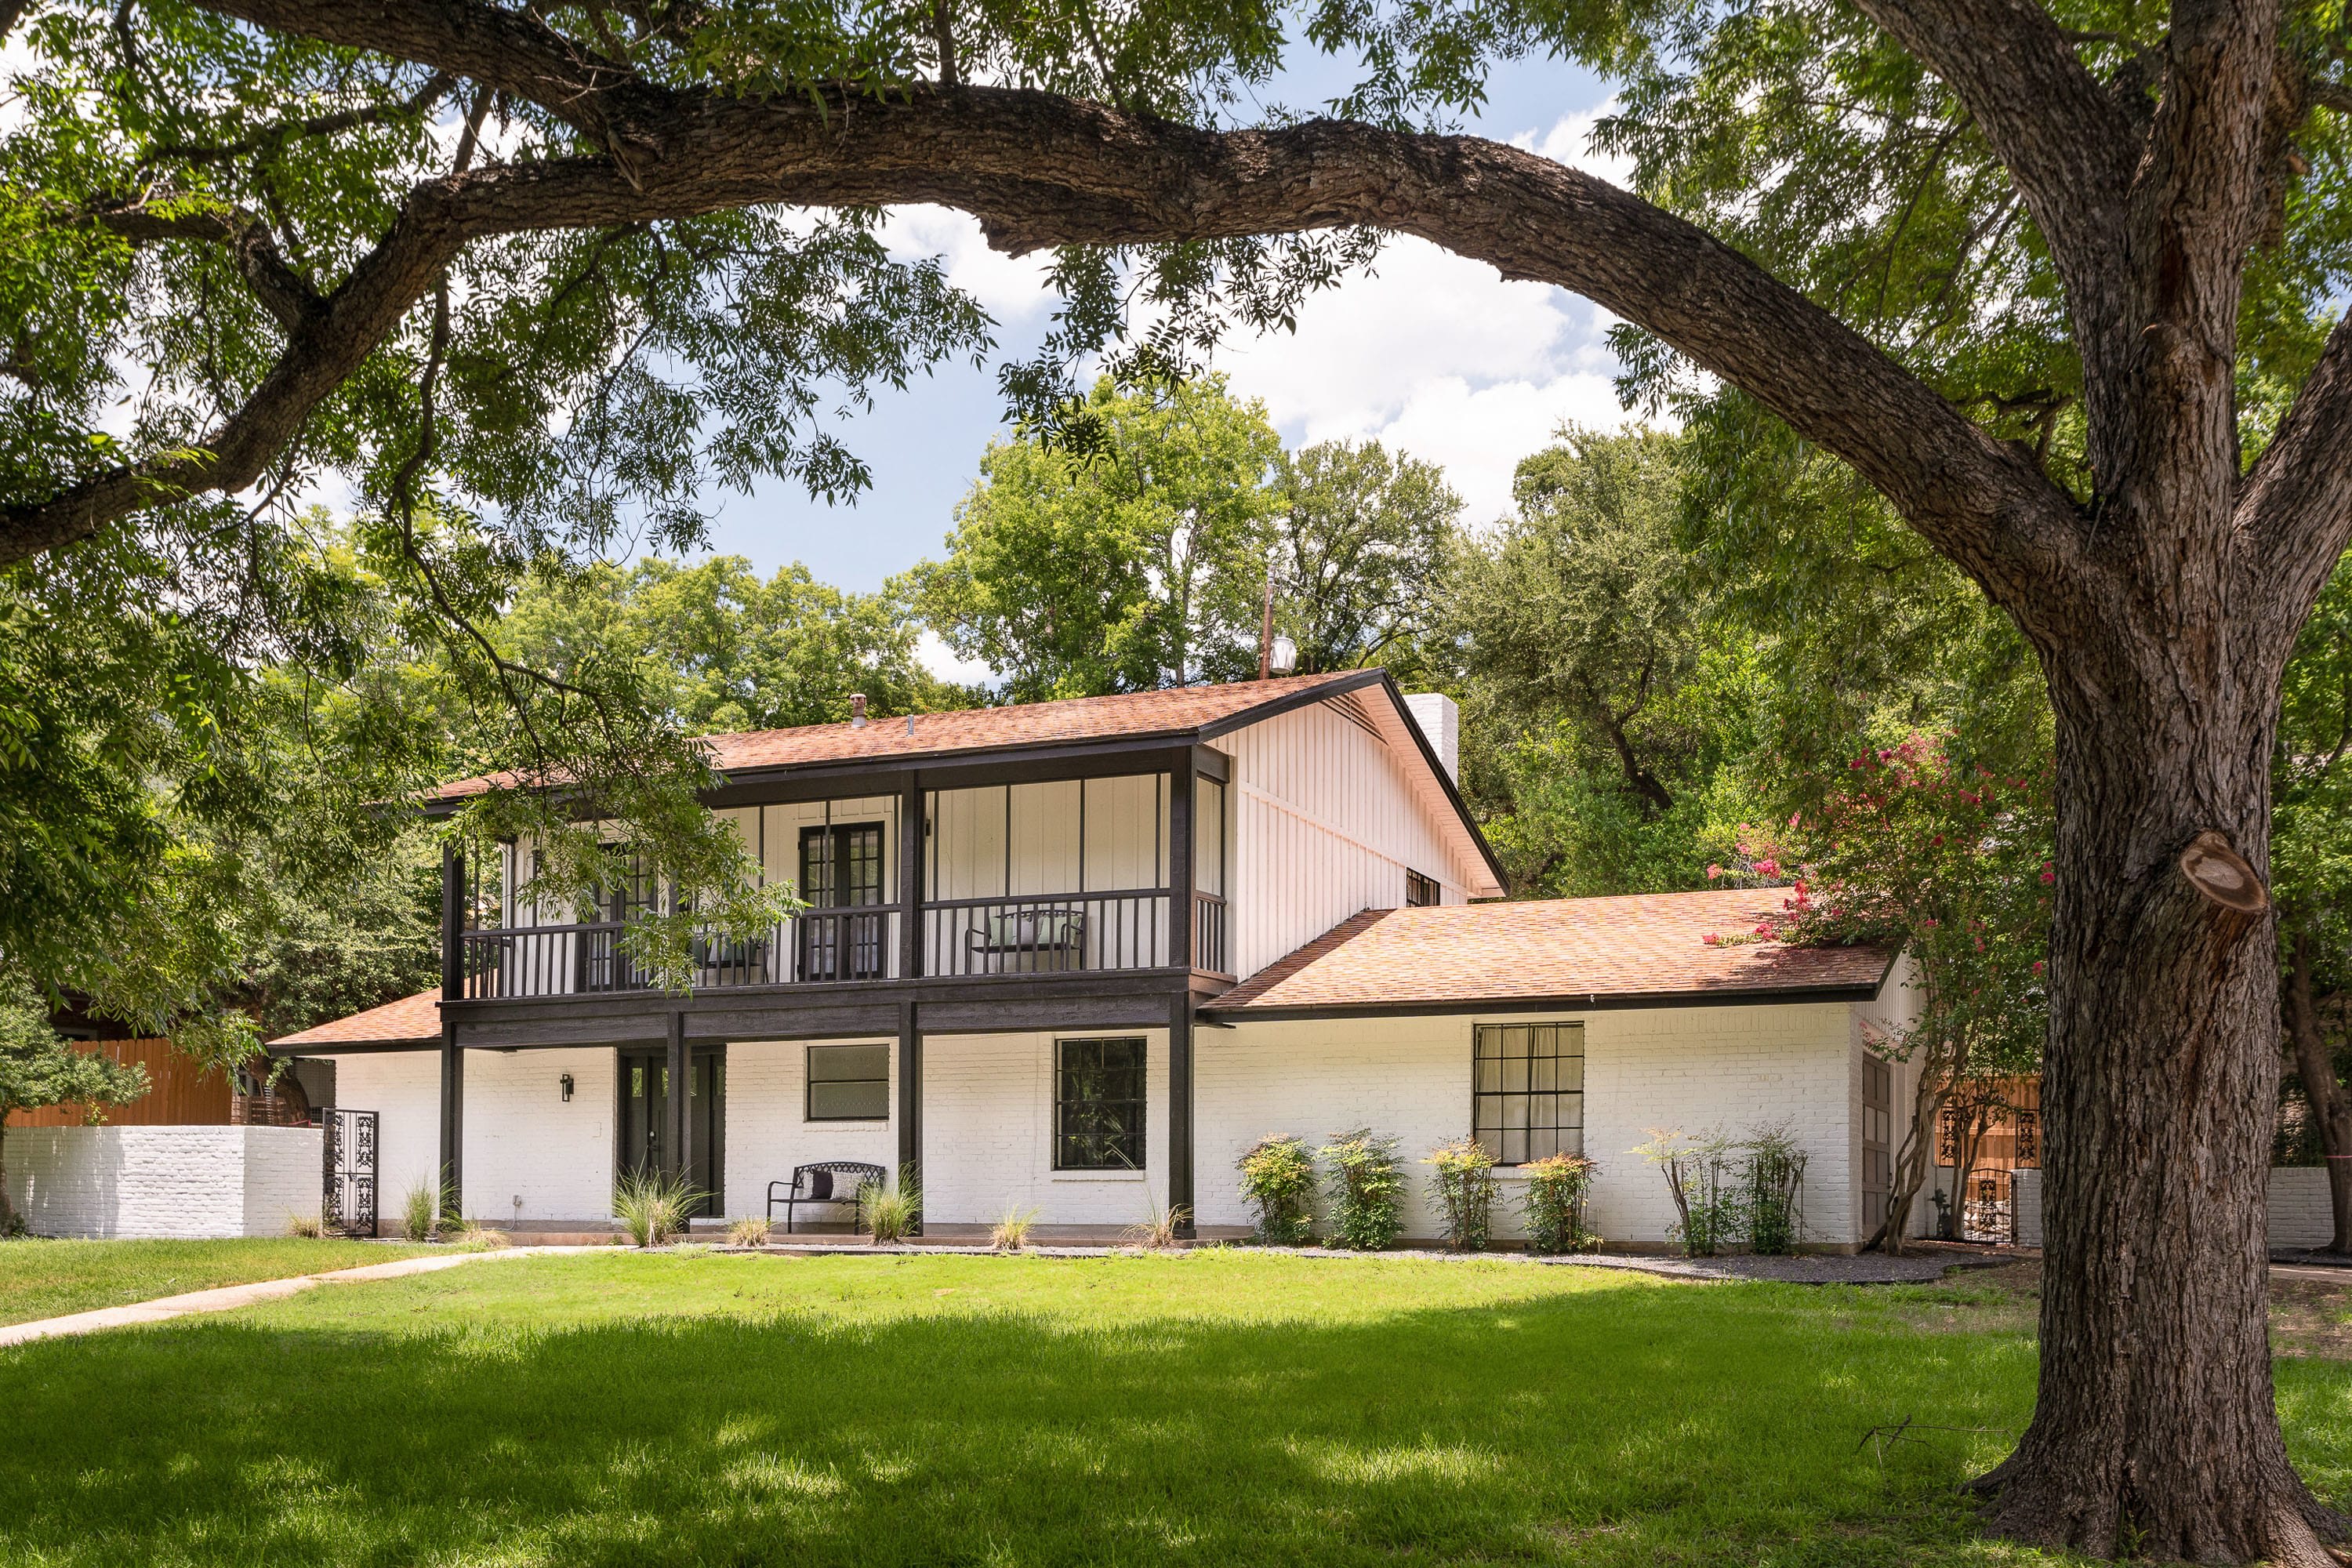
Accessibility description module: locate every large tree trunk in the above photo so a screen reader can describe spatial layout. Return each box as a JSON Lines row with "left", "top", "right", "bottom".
{"left": 2285, "top": 928, "right": 2352, "bottom": 1253}
{"left": 1976, "top": 689, "right": 2343, "bottom": 1563}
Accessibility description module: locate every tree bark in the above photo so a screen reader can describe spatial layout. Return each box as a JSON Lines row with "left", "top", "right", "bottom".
{"left": 1973, "top": 678, "right": 2344, "bottom": 1563}
{"left": 1874, "top": 1055, "right": 1948, "bottom": 1256}
{"left": 2285, "top": 927, "right": 2352, "bottom": 1253}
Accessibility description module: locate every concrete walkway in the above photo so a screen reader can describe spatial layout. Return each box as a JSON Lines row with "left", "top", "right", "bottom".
{"left": 0, "top": 1246, "right": 606, "bottom": 1349}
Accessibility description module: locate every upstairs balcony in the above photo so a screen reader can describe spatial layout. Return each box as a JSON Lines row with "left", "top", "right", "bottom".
{"left": 450, "top": 772, "right": 1231, "bottom": 1002}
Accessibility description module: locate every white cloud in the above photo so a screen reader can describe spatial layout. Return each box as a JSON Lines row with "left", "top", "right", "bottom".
{"left": 916, "top": 626, "right": 996, "bottom": 687}
{"left": 1513, "top": 102, "right": 1638, "bottom": 190}
{"left": 882, "top": 205, "right": 1058, "bottom": 325}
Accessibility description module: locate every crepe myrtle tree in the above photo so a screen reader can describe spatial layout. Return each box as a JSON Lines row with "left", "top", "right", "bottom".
{"left": 3, "top": 0, "right": 2350, "bottom": 1559}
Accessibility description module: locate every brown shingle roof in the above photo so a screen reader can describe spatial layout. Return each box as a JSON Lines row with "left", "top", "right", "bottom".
{"left": 425, "top": 671, "right": 1368, "bottom": 802}
{"left": 270, "top": 989, "right": 441, "bottom": 1051}
{"left": 1205, "top": 890, "right": 1895, "bottom": 1016}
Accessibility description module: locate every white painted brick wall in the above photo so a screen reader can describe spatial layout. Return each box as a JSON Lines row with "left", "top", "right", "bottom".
{"left": 329, "top": 1052, "right": 441, "bottom": 1223}
{"left": 1951, "top": 1165, "right": 2330, "bottom": 1251}
{"left": 464, "top": 1048, "right": 619, "bottom": 1225}
{"left": 1200, "top": 1002, "right": 1860, "bottom": 1247}
{"left": 3, "top": 1125, "right": 322, "bottom": 1238}
{"left": 922, "top": 1030, "right": 1170, "bottom": 1227}
{"left": 724, "top": 1039, "right": 898, "bottom": 1225}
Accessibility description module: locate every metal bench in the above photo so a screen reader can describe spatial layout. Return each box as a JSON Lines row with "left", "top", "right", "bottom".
{"left": 966, "top": 907, "right": 1088, "bottom": 972}
{"left": 767, "top": 1161, "right": 886, "bottom": 1232}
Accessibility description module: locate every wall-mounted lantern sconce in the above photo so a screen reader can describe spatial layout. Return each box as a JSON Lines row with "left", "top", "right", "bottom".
{"left": 559, "top": 1073, "right": 575, "bottom": 1103}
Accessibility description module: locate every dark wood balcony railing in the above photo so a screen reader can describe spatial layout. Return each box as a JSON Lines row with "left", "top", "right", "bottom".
{"left": 1192, "top": 891, "right": 1229, "bottom": 977}
{"left": 461, "top": 909, "right": 906, "bottom": 999}
{"left": 923, "top": 889, "right": 1174, "bottom": 978}
{"left": 459, "top": 892, "right": 1205, "bottom": 997}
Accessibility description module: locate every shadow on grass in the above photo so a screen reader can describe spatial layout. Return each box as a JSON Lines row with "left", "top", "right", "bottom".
{"left": 0, "top": 1262, "right": 2095, "bottom": 1566}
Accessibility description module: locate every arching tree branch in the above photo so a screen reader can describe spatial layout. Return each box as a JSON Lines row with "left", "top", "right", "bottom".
{"left": 2239, "top": 312, "right": 2352, "bottom": 644}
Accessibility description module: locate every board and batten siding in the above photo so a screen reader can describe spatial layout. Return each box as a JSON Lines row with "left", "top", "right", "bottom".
{"left": 1214, "top": 699, "right": 1486, "bottom": 980}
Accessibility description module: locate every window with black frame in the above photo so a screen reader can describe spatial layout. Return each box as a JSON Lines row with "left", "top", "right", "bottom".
{"left": 806, "top": 1044, "right": 890, "bottom": 1121}
{"left": 1054, "top": 1037, "right": 1146, "bottom": 1170}
{"left": 1472, "top": 1022, "right": 1584, "bottom": 1165}
{"left": 1405, "top": 869, "right": 1441, "bottom": 906}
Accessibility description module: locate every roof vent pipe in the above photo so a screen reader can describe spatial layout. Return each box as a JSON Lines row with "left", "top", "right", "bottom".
{"left": 850, "top": 693, "right": 868, "bottom": 728}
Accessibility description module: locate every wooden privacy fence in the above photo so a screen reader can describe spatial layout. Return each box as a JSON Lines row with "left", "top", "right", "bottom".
{"left": 4, "top": 1039, "right": 232, "bottom": 1127}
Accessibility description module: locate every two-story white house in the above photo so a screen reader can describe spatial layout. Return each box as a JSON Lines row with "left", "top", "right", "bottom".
{"left": 272, "top": 670, "right": 1914, "bottom": 1248}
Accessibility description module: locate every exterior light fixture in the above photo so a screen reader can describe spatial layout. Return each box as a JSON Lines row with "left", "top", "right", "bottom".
{"left": 560, "top": 1073, "right": 575, "bottom": 1102}
{"left": 1269, "top": 634, "right": 1298, "bottom": 677}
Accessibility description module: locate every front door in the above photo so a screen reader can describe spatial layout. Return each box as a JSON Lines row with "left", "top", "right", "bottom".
{"left": 799, "top": 823, "right": 887, "bottom": 981}
{"left": 616, "top": 1047, "right": 724, "bottom": 1216}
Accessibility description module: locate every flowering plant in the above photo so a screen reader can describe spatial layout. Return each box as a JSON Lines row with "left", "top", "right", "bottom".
{"left": 1708, "top": 732, "right": 2052, "bottom": 1249}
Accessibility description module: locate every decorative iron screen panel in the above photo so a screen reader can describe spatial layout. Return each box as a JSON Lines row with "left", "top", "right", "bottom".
{"left": 321, "top": 1108, "right": 379, "bottom": 1239}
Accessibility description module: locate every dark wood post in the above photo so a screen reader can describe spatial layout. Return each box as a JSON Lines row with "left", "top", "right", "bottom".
{"left": 897, "top": 998, "right": 921, "bottom": 1234}
{"left": 1169, "top": 991, "right": 1195, "bottom": 1240}
{"left": 898, "top": 773, "right": 924, "bottom": 980}
{"left": 1166, "top": 756, "right": 1196, "bottom": 1239}
{"left": 664, "top": 1010, "right": 689, "bottom": 1189}
{"left": 437, "top": 844, "right": 464, "bottom": 1219}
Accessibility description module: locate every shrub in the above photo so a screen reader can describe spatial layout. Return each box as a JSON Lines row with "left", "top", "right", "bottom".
{"left": 285, "top": 1212, "right": 325, "bottom": 1239}
{"left": 1742, "top": 1124, "right": 1809, "bottom": 1255}
{"left": 1635, "top": 1127, "right": 1738, "bottom": 1257}
{"left": 860, "top": 1167, "right": 921, "bottom": 1243}
{"left": 613, "top": 1169, "right": 702, "bottom": 1247}
{"left": 1319, "top": 1128, "right": 1405, "bottom": 1250}
{"left": 726, "top": 1215, "right": 773, "bottom": 1248}
{"left": 1423, "top": 1137, "right": 1499, "bottom": 1251}
{"left": 1520, "top": 1152, "right": 1601, "bottom": 1254}
{"left": 990, "top": 1205, "right": 1039, "bottom": 1251}
{"left": 1236, "top": 1134, "right": 1318, "bottom": 1244}
{"left": 1123, "top": 1200, "right": 1189, "bottom": 1250}
{"left": 400, "top": 1180, "right": 437, "bottom": 1243}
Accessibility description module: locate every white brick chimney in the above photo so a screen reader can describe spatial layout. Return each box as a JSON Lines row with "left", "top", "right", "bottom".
{"left": 1403, "top": 692, "right": 1459, "bottom": 782}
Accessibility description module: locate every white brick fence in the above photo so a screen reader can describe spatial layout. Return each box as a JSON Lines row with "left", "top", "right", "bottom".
{"left": 1951, "top": 1165, "right": 2337, "bottom": 1251}
{"left": 2, "top": 1126, "right": 322, "bottom": 1239}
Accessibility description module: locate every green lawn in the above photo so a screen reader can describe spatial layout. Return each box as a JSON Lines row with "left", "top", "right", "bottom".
{"left": 0, "top": 1236, "right": 433, "bottom": 1327}
{"left": 4, "top": 1250, "right": 2350, "bottom": 1566}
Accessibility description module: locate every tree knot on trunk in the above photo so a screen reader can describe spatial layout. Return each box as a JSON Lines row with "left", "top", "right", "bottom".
{"left": 2179, "top": 829, "right": 2269, "bottom": 914}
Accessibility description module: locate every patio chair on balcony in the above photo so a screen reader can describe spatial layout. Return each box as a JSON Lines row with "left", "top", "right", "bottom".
{"left": 692, "top": 931, "right": 771, "bottom": 989}
{"left": 967, "top": 907, "right": 1089, "bottom": 973}
{"left": 768, "top": 1161, "right": 886, "bottom": 1232}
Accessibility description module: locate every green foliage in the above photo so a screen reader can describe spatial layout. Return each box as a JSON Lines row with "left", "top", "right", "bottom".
{"left": 614, "top": 1170, "right": 706, "bottom": 1249}
{"left": 1236, "top": 1134, "right": 1319, "bottom": 1245}
{"left": 1519, "top": 1152, "right": 1601, "bottom": 1254}
{"left": 501, "top": 556, "right": 971, "bottom": 735}
{"left": 1635, "top": 1127, "right": 1739, "bottom": 1258}
{"left": 1421, "top": 1136, "right": 1498, "bottom": 1251}
{"left": 1265, "top": 440, "right": 1463, "bottom": 681}
{"left": 858, "top": 1167, "right": 923, "bottom": 1244}
{"left": 1733, "top": 732, "right": 2053, "bottom": 1090}
{"left": 2275, "top": 548, "right": 2352, "bottom": 1152}
{"left": 1741, "top": 1125, "right": 1809, "bottom": 1257}
{"left": 1317, "top": 1128, "right": 1404, "bottom": 1250}
{"left": 912, "top": 375, "right": 1283, "bottom": 699}
{"left": 398, "top": 1181, "right": 440, "bottom": 1245}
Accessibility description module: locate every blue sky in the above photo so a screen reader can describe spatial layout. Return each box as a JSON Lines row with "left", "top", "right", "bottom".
{"left": 697, "top": 52, "right": 1644, "bottom": 628}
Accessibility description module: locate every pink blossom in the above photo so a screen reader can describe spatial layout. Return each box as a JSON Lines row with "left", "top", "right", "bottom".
{"left": 2041, "top": 869, "right": 2056, "bottom": 885}
{"left": 2032, "top": 961, "right": 2045, "bottom": 975}
{"left": 1705, "top": 863, "right": 1722, "bottom": 880}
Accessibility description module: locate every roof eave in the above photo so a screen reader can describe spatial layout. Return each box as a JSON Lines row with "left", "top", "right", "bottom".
{"left": 1200, "top": 981, "right": 1890, "bottom": 1022}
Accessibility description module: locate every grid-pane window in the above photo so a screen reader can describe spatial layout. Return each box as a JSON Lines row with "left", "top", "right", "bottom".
{"left": 1472, "top": 1023, "right": 1584, "bottom": 1165}
{"left": 1055, "top": 1037, "right": 1146, "bottom": 1170}
{"left": 807, "top": 1044, "right": 889, "bottom": 1121}
{"left": 1406, "top": 869, "right": 1441, "bottom": 906}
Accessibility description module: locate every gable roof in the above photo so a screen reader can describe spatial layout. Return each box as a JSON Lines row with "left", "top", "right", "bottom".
{"left": 270, "top": 989, "right": 442, "bottom": 1052}
{"left": 1202, "top": 890, "right": 1896, "bottom": 1018}
{"left": 420, "top": 669, "right": 1505, "bottom": 894}
{"left": 424, "top": 671, "right": 1368, "bottom": 804}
